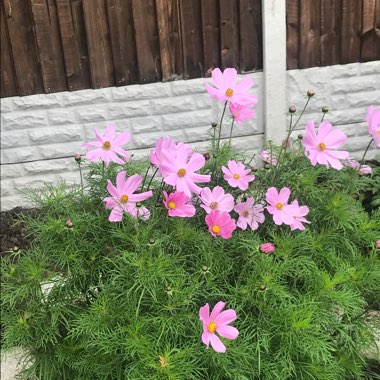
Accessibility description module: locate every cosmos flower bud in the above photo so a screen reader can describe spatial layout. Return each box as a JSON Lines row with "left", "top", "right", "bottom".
{"left": 148, "top": 239, "right": 155, "bottom": 245}
{"left": 203, "top": 152, "right": 211, "bottom": 161}
{"left": 74, "top": 154, "right": 81, "bottom": 162}
{"left": 13, "top": 246, "right": 20, "bottom": 252}
{"left": 298, "top": 134, "right": 304, "bottom": 140}
{"left": 307, "top": 90, "right": 315, "bottom": 97}
{"left": 322, "top": 106, "right": 329, "bottom": 113}
{"left": 259, "top": 284, "right": 267, "bottom": 291}
{"left": 211, "top": 122, "right": 218, "bottom": 128}
{"left": 289, "top": 105, "right": 296, "bottom": 113}
{"left": 202, "top": 265, "right": 209, "bottom": 272}
{"left": 66, "top": 219, "right": 74, "bottom": 228}
{"left": 260, "top": 242, "right": 275, "bottom": 254}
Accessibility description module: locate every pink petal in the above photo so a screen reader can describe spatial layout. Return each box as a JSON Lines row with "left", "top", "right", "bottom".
{"left": 86, "top": 149, "right": 102, "bottom": 162}
{"left": 214, "top": 309, "right": 237, "bottom": 325}
{"left": 206, "top": 84, "right": 225, "bottom": 101}
{"left": 223, "top": 68, "right": 238, "bottom": 89}
{"left": 109, "top": 150, "right": 125, "bottom": 165}
{"left": 202, "top": 331, "right": 211, "bottom": 348}
{"left": 278, "top": 187, "right": 291, "bottom": 204}
{"left": 323, "top": 129, "right": 347, "bottom": 148}
{"left": 210, "top": 301, "right": 226, "bottom": 320}
{"left": 94, "top": 128, "right": 106, "bottom": 143}
{"left": 125, "top": 174, "right": 142, "bottom": 195}
{"left": 237, "top": 217, "right": 248, "bottom": 230}
{"left": 200, "top": 187, "right": 212, "bottom": 203}
{"left": 109, "top": 207, "right": 123, "bottom": 222}
{"left": 104, "top": 124, "right": 116, "bottom": 141}
{"left": 116, "top": 171, "right": 127, "bottom": 192}
{"left": 265, "top": 187, "right": 279, "bottom": 206}
{"left": 209, "top": 334, "right": 226, "bottom": 353}
{"left": 217, "top": 195, "right": 234, "bottom": 212}
{"left": 236, "top": 75, "right": 254, "bottom": 92}
{"left": 302, "top": 121, "right": 317, "bottom": 148}
{"left": 186, "top": 153, "right": 205, "bottom": 173}
{"left": 217, "top": 325, "right": 239, "bottom": 340}
{"left": 128, "top": 190, "right": 153, "bottom": 203}
{"left": 199, "top": 303, "right": 210, "bottom": 323}
{"left": 107, "top": 180, "right": 120, "bottom": 198}
{"left": 211, "top": 68, "right": 224, "bottom": 88}
{"left": 112, "top": 146, "right": 129, "bottom": 160}
{"left": 113, "top": 132, "right": 131, "bottom": 147}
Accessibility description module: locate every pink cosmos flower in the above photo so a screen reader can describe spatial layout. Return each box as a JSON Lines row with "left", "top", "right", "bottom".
{"left": 150, "top": 137, "right": 192, "bottom": 171}
{"left": 265, "top": 187, "right": 300, "bottom": 226}
{"left": 199, "top": 301, "right": 239, "bottom": 353}
{"left": 82, "top": 124, "right": 130, "bottom": 166}
{"left": 260, "top": 243, "right": 275, "bottom": 254}
{"left": 199, "top": 186, "right": 234, "bottom": 214}
{"left": 205, "top": 210, "right": 236, "bottom": 239}
{"left": 229, "top": 103, "right": 256, "bottom": 125}
{"left": 103, "top": 171, "right": 153, "bottom": 222}
{"left": 159, "top": 144, "right": 211, "bottom": 197}
{"left": 234, "top": 197, "right": 265, "bottom": 231}
{"left": 343, "top": 159, "right": 372, "bottom": 175}
{"left": 302, "top": 121, "right": 349, "bottom": 170}
{"left": 222, "top": 160, "right": 255, "bottom": 191}
{"left": 366, "top": 106, "right": 380, "bottom": 147}
{"left": 289, "top": 200, "right": 310, "bottom": 231}
{"left": 163, "top": 191, "right": 196, "bottom": 218}
{"left": 260, "top": 150, "right": 278, "bottom": 166}
{"left": 206, "top": 68, "right": 258, "bottom": 106}
{"left": 125, "top": 203, "right": 151, "bottom": 221}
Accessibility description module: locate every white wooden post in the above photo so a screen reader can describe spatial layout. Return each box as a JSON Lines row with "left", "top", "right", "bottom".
{"left": 262, "top": 0, "right": 287, "bottom": 144}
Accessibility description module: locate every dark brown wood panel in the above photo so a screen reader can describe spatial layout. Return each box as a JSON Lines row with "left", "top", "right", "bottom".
{"left": 361, "top": 0, "right": 380, "bottom": 61}
{"left": 179, "top": 0, "right": 204, "bottom": 79}
{"left": 341, "top": 0, "right": 362, "bottom": 64}
{"left": 56, "top": 0, "right": 91, "bottom": 91}
{"left": 4, "top": 0, "right": 43, "bottom": 96}
{"left": 107, "top": 0, "right": 139, "bottom": 85}
{"left": 320, "top": 0, "right": 341, "bottom": 66}
{"left": 82, "top": 0, "right": 114, "bottom": 88}
{"left": 155, "top": 0, "right": 183, "bottom": 81}
{"left": 30, "top": 0, "right": 67, "bottom": 93}
{"left": 1, "top": 3, "right": 17, "bottom": 97}
{"left": 239, "top": 0, "right": 262, "bottom": 72}
{"left": 201, "top": 0, "right": 220, "bottom": 75}
{"left": 286, "top": 0, "right": 300, "bottom": 69}
{"left": 220, "top": 0, "right": 239, "bottom": 69}
{"left": 132, "top": 0, "right": 161, "bottom": 83}
{"left": 299, "top": 0, "right": 321, "bottom": 68}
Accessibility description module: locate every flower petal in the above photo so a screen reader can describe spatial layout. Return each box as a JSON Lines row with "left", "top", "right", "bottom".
{"left": 209, "top": 333, "right": 226, "bottom": 353}
{"left": 216, "top": 325, "right": 239, "bottom": 340}
{"left": 214, "top": 309, "right": 237, "bottom": 325}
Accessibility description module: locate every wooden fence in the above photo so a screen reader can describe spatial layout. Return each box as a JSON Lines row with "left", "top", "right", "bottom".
{"left": 1, "top": 0, "right": 379, "bottom": 98}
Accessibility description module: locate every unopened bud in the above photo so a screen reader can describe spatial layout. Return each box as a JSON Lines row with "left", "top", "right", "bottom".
{"left": 251, "top": 165, "right": 258, "bottom": 172}
{"left": 307, "top": 90, "right": 315, "bottom": 97}
{"left": 166, "top": 286, "right": 172, "bottom": 292}
{"left": 282, "top": 139, "right": 291, "bottom": 148}
{"left": 202, "top": 265, "right": 208, "bottom": 272}
{"left": 211, "top": 122, "right": 218, "bottom": 128}
{"left": 65, "top": 219, "right": 74, "bottom": 228}
{"left": 136, "top": 202, "right": 142, "bottom": 208}
{"left": 259, "top": 284, "right": 267, "bottom": 291}
{"left": 298, "top": 134, "right": 304, "bottom": 140}
{"left": 322, "top": 106, "right": 329, "bottom": 113}
{"left": 74, "top": 154, "right": 81, "bottom": 162}
{"left": 148, "top": 238, "right": 155, "bottom": 245}
{"left": 288, "top": 105, "right": 296, "bottom": 113}
{"left": 13, "top": 246, "right": 20, "bottom": 252}
{"left": 203, "top": 152, "right": 211, "bottom": 161}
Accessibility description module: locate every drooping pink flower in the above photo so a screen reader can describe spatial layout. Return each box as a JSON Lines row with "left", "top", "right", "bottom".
{"left": 260, "top": 243, "right": 275, "bottom": 254}
{"left": 159, "top": 144, "right": 211, "bottom": 197}
{"left": 229, "top": 103, "right": 256, "bottom": 125}
{"left": 289, "top": 200, "right": 310, "bottom": 231}
{"left": 260, "top": 150, "right": 278, "bottom": 166}
{"left": 366, "top": 106, "right": 380, "bottom": 148}
{"left": 206, "top": 68, "right": 258, "bottom": 106}
{"left": 302, "top": 121, "right": 349, "bottom": 170}
{"left": 199, "top": 186, "right": 234, "bottom": 214}
{"left": 205, "top": 210, "right": 236, "bottom": 239}
{"left": 103, "top": 171, "right": 153, "bottom": 222}
{"left": 222, "top": 160, "right": 255, "bottom": 191}
{"left": 82, "top": 124, "right": 130, "bottom": 166}
{"left": 199, "top": 301, "right": 239, "bottom": 353}
{"left": 234, "top": 197, "right": 265, "bottom": 231}
{"left": 343, "top": 159, "right": 372, "bottom": 175}
{"left": 265, "top": 187, "right": 300, "bottom": 226}
{"left": 125, "top": 203, "right": 151, "bottom": 221}
{"left": 150, "top": 137, "right": 193, "bottom": 171}
{"left": 163, "top": 191, "right": 196, "bottom": 218}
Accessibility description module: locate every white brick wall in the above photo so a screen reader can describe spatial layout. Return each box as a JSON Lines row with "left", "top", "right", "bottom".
{"left": 1, "top": 62, "right": 379, "bottom": 211}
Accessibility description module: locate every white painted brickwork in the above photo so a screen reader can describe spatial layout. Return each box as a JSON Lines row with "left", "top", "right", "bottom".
{"left": 1, "top": 62, "right": 379, "bottom": 211}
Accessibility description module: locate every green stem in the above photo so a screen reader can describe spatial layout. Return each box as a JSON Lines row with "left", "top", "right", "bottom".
{"left": 228, "top": 118, "right": 235, "bottom": 148}
{"left": 358, "top": 139, "right": 374, "bottom": 172}
{"left": 213, "top": 101, "right": 228, "bottom": 184}
{"left": 141, "top": 164, "right": 152, "bottom": 191}
{"left": 293, "top": 97, "right": 310, "bottom": 130}
{"left": 146, "top": 167, "right": 159, "bottom": 191}
{"left": 320, "top": 113, "right": 326, "bottom": 123}
{"left": 78, "top": 162, "right": 84, "bottom": 196}
{"left": 101, "top": 162, "right": 106, "bottom": 199}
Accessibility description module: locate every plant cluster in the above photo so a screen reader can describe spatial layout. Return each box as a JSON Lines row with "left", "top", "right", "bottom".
{"left": 1, "top": 68, "right": 380, "bottom": 380}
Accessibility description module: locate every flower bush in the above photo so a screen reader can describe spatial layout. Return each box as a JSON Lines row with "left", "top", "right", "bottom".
{"left": 2, "top": 68, "right": 380, "bottom": 380}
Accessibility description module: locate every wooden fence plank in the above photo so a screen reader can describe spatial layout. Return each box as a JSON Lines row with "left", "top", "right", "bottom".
{"left": 107, "top": 0, "right": 139, "bottom": 85}
{"left": 1, "top": 3, "right": 17, "bottom": 97}
{"left": 155, "top": 0, "right": 182, "bottom": 81}
{"left": 341, "top": 0, "right": 362, "bottom": 64}
{"left": 361, "top": 0, "right": 380, "bottom": 61}
{"left": 131, "top": 0, "right": 161, "bottom": 83}
{"left": 4, "top": 0, "right": 43, "bottom": 96}
{"left": 239, "top": 0, "right": 262, "bottom": 71}
{"left": 56, "top": 0, "right": 91, "bottom": 91}
{"left": 286, "top": 0, "right": 300, "bottom": 69}
{"left": 82, "top": 0, "right": 114, "bottom": 88}
{"left": 30, "top": 0, "right": 67, "bottom": 93}
{"left": 299, "top": 0, "right": 320, "bottom": 68}
{"left": 179, "top": 0, "right": 203, "bottom": 79}
{"left": 320, "top": 0, "right": 341, "bottom": 66}
{"left": 201, "top": 0, "right": 220, "bottom": 75}
{"left": 220, "top": 0, "right": 239, "bottom": 69}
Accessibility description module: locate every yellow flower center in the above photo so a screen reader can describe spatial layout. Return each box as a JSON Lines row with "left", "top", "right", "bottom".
{"left": 225, "top": 88, "right": 234, "bottom": 97}
{"left": 318, "top": 142, "right": 326, "bottom": 151}
{"left": 233, "top": 173, "right": 240, "bottom": 179}
{"left": 208, "top": 321, "right": 217, "bottom": 333}
{"left": 211, "top": 225, "right": 221, "bottom": 234}
{"left": 177, "top": 168, "right": 186, "bottom": 177}
{"left": 276, "top": 202, "right": 283, "bottom": 210}
{"left": 120, "top": 195, "right": 129, "bottom": 203}
{"left": 243, "top": 210, "right": 249, "bottom": 217}
{"left": 103, "top": 141, "right": 111, "bottom": 149}
{"left": 210, "top": 201, "right": 218, "bottom": 210}
{"left": 168, "top": 201, "right": 176, "bottom": 209}
{"left": 377, "top": 129, "right": 380, "bottom": 134}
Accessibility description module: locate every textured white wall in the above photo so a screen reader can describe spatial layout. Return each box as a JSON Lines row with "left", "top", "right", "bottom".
{"left": 1, "top": 61, "right": 379, "bottom": 211}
